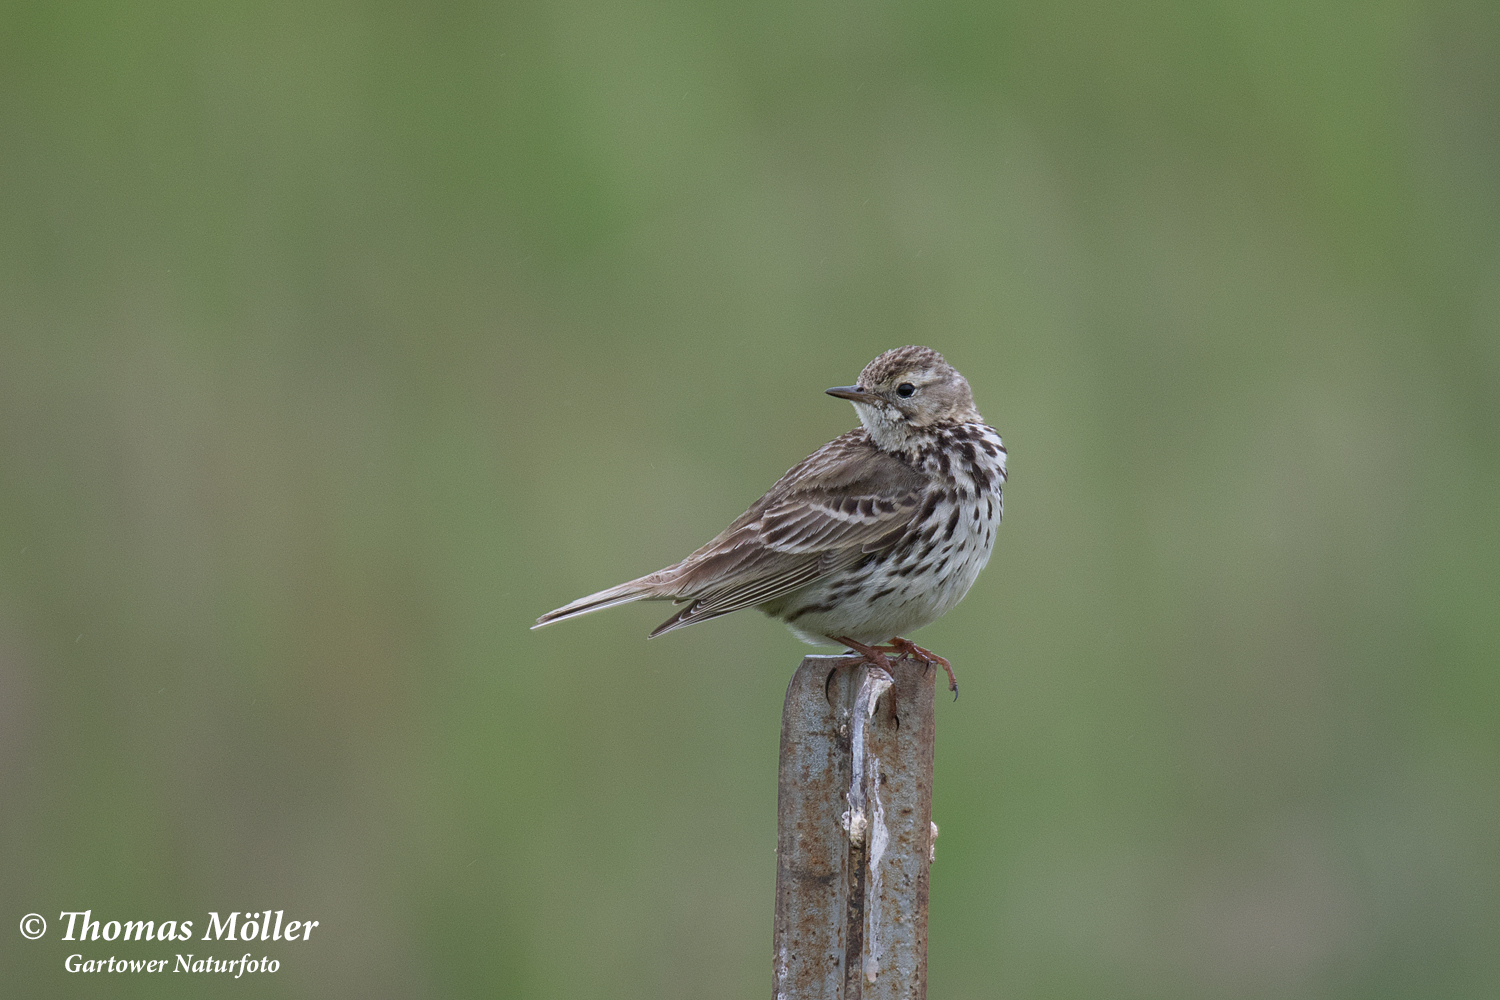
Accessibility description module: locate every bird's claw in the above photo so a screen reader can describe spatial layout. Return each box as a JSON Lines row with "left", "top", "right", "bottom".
{"left": 866, "top": 637, "right": 959, "bottom": 701}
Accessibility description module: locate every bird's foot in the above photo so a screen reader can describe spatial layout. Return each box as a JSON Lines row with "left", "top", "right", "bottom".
{"left": 881, "top": 637, "right": 958, "bottom": 701}
{"left": 832, "top": 636, "right": 896, "bottom": 676}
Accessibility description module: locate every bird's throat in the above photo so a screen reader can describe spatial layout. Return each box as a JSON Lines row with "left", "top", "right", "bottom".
{"left": 854, "top": 403, "right": 922, "bottom": 454}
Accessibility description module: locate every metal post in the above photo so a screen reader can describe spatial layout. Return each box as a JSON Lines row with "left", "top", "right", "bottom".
{"left": 773, "top": 654, "right": 937, "bottom": 999}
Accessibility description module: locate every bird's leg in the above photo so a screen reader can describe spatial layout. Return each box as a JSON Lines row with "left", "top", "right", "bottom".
{"left": 886, "top": 637, "right": 959, "bottom": 700}
{"left": 832, "top": 636, "right": 895, "bottom": 675}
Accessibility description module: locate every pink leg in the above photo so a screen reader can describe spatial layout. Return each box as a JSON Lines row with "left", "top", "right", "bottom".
{"left": 831, "top": 636, "right": 896, "bottom": 675}
{"left": 884, "top": 637, "right": 958, "bottom": 700}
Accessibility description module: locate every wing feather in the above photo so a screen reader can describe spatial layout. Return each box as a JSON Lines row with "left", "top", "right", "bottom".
{"left": 536, "top": 428, "right": 932, "bottom": 637}
{"left": 641, "top": 431, "right": 928, "bottom": 635}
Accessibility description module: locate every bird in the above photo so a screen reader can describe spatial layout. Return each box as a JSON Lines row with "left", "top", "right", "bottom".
{"left": 532, "top": 346, "right": 1006, "bottom": 697}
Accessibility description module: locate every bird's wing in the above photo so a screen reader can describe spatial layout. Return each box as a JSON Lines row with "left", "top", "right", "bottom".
{"left": 646, "top": 434, "right": 927, "bottom": 636}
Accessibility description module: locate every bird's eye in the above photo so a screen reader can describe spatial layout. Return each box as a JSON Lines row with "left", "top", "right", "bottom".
{"left": 896, "top": 382, "right": 916, "bottom": 398}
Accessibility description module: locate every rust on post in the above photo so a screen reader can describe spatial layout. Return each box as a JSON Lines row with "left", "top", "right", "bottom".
{"left": 773, "top": 654, "right": 937, "bottom": 1000}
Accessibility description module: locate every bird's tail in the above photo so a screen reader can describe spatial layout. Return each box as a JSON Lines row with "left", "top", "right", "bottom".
{"left": 531, "top": 573, "right": 673, "bottom": 630}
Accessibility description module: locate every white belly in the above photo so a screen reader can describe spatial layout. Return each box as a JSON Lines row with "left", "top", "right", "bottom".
{"left": 774, "top": 491, "right": 1001, "bottom": 646}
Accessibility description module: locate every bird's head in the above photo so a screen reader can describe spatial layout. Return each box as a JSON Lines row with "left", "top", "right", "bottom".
{"left": 826, "top": 346, "right": 982, "bottom": 451}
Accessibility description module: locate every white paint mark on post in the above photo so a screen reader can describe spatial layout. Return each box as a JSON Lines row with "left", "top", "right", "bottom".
{"left": 843, "top": 666, "right": 893, "bottom": 847}
{"left": 864, "top": 759, "right": 890, "bottom": 983}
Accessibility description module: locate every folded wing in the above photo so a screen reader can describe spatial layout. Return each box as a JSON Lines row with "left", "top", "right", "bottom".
{"left": 532, "top": 429, "right": 926, "bottom": 636}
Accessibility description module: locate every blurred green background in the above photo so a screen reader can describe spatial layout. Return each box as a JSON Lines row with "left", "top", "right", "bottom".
{"left": 2, "top": 0, "right": 1498, "bottom": 996}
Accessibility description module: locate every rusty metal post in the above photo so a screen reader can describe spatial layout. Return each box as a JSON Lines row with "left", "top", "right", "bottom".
{"left": 773, "top": 654, "right": 937, "bottom": 999}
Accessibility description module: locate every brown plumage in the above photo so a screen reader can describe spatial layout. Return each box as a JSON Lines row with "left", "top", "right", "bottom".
{"left": 532, "top": 346, "right": 1007, "bottom": 694}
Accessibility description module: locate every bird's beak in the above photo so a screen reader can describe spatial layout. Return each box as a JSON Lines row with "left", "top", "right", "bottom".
{"left": 826, "top": 385, "right": 880, "bottom": 403}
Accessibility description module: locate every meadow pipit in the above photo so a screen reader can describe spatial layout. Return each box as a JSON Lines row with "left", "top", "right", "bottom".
{"left": 533, "top": 346, "right": 1007, "bottom": 696}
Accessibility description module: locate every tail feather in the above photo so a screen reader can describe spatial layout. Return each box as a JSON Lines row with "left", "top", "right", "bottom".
{"left": 532, "top": 577, "right": 670, "bottom": 629}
